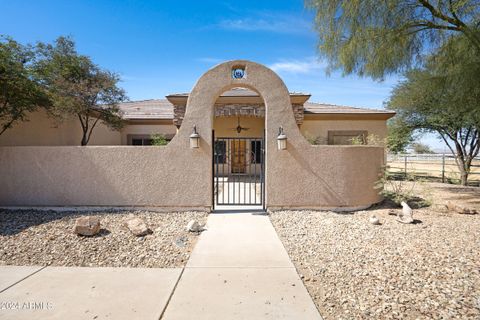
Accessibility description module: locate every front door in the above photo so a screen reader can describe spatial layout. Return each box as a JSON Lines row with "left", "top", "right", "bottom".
{"left": 231, "top": 140, "right": 246, "bottom": 173}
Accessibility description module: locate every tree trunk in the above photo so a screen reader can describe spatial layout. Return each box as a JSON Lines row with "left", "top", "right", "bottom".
{"left": 459, "top": 169, "right": 469, "bottom": 186}
{"left": 81, "top": 131, "right": 88, "bottom": 146}
{"left": 456, "top": 158, "right": 469, "bottom": 186}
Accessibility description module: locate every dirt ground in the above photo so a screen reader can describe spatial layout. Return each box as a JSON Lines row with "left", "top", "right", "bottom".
{"left": 0, "top": 210, "right": 207, "bottom": 268}
{"left": 271, "top": 182, "right": 480, "bottom": 320}
{"left": 388, "top": 160, "right": 480, "bottom": 185}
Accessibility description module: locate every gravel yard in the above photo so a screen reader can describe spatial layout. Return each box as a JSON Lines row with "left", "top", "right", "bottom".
{"left": 270, "top": 184, "right": 480, "bottom": 320}
{"left": 0, "top": 210, "right": 207, "bottom": 268}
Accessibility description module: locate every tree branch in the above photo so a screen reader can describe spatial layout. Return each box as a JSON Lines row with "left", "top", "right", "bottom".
{"left": 407, "top": 21, "right": 460, "bottom": 32}
{"left": 418, "top": 0, "right": 480, "bottom": 51}
{"left": 448, "top": 0, "right": 464, "bottom": 26}
{"left": 438, "top": 129, "right": 461, "bottom": 163}
{"left": 0, "top": 119, "right": 15, "bottom": 136}
{"left": 86, "top": 116, "right": 100, "bottom": 144}
{"left": 417, "top": 0, "right": 466, "bottom": 28}
{"left": 77, "top": 114, "right": 85, "bottom": 131}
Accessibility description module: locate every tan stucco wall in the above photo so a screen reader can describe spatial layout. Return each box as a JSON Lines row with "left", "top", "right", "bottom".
{"left": 0, "top": 146, "right": 210, "bottom": 210}
{"left": 300, "top": 119, "right": 387, "bottom": 145}
{"left": 0, "top": 61, "right": 384, "bottom": 209}
{"left": 0, "top": 110, "right": 121, "bottom": 146}
{"left": 0, "top": 110, "right": 180, "bottom": 146}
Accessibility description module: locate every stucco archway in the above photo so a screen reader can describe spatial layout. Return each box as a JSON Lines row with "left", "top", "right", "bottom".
{"left": 171, "top": 60, "right": 309, "bottom": 208}
{"left": 165, "top": 60, "right": 383, "bottom": 211}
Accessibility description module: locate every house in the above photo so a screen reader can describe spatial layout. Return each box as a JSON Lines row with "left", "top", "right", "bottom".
{"left": 0, "top": 60, "right": 395, "bottom": 211}
{"left": 0, "top": 89, "right": 394, "bottom": 148}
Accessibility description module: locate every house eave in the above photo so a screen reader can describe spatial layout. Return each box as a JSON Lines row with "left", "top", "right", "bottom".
{"left": 303, "top": 112, "right": 396, "bottom": 121}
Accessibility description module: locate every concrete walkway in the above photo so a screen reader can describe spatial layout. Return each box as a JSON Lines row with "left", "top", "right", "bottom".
{"left": 161, "top": 212, "right": 322, "bottom": 319}
{"left": 0, "top": 212, "right": 322, "bottom": 319}
{"left": 0, "top": 266, "right": 181, "bottom": 320}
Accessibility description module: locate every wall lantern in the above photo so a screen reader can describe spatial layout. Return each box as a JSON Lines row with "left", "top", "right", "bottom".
{"left": 277, "top": 126, "right": 287, "bottom": 150}
{"left": 189, "top": 125, "right": 200, "bottom": 148}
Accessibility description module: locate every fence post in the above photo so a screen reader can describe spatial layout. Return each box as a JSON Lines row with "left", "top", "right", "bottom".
{"left": 442, "top": 153, "right": 445, "bottom": 183}
{"left": 404, "top": 155, "right": 408, "bottom": 179}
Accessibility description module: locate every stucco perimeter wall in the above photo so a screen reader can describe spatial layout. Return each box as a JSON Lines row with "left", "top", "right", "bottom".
{"left": 0, "top": 146, "right": 210, "bottom": 209}
{"left": 268, "top": 145, "right": 384, "bottom": 210}
{"left": 0, "top": 144, "right": 383, "bottom": 209}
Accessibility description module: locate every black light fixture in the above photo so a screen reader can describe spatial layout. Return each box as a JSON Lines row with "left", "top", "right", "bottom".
{"left": 277, "top": 126, "right": 287, "bottom": 150}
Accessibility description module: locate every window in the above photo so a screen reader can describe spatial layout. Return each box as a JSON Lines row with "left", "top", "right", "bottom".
{"left": 131, "top": 138, "right": 153, "bottom": 145}
{"left": 327, "top": 130, "right": 367, "bottom": 145}
{"left": 251, "top": 140, "right": 262, "bottom": 164}
{"left": 214, "top": 141, "right": 227, "bottom": 164}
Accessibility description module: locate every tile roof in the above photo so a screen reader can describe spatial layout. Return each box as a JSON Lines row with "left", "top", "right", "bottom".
{"left": 116, "top": 98, "right": 394, "bottom": 120}
{"left": 118, "top": 99, "right": 174, "bottom": 120}
{"left": 304, "top": 102, "right": 395, "bottom": 114}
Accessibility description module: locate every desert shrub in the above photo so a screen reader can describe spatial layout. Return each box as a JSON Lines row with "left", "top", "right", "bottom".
{"left": 375, "top": 167, "right": 431, "bottom": 207}
{"left": 375, "top": 170, "right": 415, "bottom": 205}
{"left": 350, "top": 133, "right": 385, "bottom": 146}
{"left": 151, "top": 134, "right": 168, "bottom": 146}
{"left": 304, "top": 132, "right": 322, "bottom": 145}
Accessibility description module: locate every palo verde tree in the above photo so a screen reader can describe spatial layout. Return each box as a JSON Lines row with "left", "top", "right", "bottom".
{"left": 306, "top": 0, "right": 480, "bottom": 78}
{"left": 0, "top": 36, "right": 50, "bottom": 136}
{"left": 388, "top": 36, "right": 480, "bottom": 185}
{"left": 35, "top": 37, "right": 127, "bottom": 146}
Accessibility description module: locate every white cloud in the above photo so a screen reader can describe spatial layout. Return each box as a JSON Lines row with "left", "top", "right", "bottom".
{"left": 269, "top": 58, "right": 326, "bottom": 74}
{"left": 218, "top": 12, "right": 313, "bottom": 35}
{"left": 196, "top": 57, "right": 223, "bottom": 64}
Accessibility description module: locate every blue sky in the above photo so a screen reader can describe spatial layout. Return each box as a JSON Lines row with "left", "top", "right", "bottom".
{"left": 0, "top": 0, "right": 445, "bottom": 149}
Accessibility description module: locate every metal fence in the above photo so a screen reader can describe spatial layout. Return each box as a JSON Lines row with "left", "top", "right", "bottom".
{"left": 387, "top": 153, "right": 480, "bottom": 186}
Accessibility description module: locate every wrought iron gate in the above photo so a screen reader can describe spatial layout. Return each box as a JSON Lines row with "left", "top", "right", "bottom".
{"left": 212, "top": 131, "right": 265, "bottom": 209}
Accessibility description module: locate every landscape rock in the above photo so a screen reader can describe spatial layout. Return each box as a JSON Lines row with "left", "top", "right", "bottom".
{"left": 1, "top": 209, "right": 207, "bottom": 268}
{"left": 186, "top": 219, "right": 202, "bottom": 232}
{"left": 369, "top": 215, "right": 380, "bottom": 225}
{"left": 270, "top": 209, "right": 480, "bottom": 320}
{"left": 397, "top": 202, "right": 414, "bottom": 223}
{"left": 446, "top": 201, "right": 478, "bottom": 214}
{"left": 73, "top": 216, "right": 101, "bottom": 236}
{"left": 124, "top": 217, "right": 151, "bottom": 236}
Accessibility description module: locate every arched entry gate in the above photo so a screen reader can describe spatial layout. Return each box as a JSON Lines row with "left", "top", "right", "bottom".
{"left": 212, "top": 132, "right": 265, "bottom": 209}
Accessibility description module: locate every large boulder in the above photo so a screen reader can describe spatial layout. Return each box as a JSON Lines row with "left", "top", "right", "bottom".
{"left": 397, "top": 201, "right": 414, "bottom": 224}
{"left": 74, "top": 216, "right": 101, "bottom": 236}
{"left": 125, "top": 217, "right": 151, "bottom": 236}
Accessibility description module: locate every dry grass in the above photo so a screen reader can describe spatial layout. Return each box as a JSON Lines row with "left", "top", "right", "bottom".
{"left": 388, "top": 159, "right": 480, "bottom": 185}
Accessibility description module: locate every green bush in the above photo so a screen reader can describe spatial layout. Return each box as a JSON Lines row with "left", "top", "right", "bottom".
{"left": 151, "top": 134, "right": 168, "bottom": 146}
